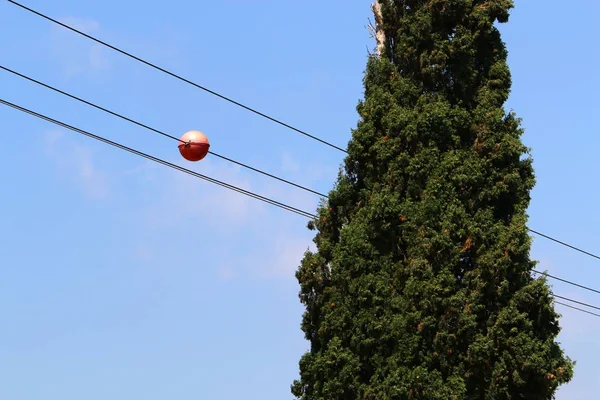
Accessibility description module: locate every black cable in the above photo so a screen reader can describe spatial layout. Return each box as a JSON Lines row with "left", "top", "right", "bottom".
{"left": 0, "top": 98, "right": 318, "bottom": 219}
{"left": 11, "top": 1, "right": 600, "bottom": 270}
{"left": 6, "top": 3, "right": 600, "bottom": 265}
{"left": 5, "top": 69, "right": 600, "bottom": 298}
{"left": 6, "top": 64, "right": 600, "bottom": 272}
{"left": 7, "top": 0, "right": 348, "bottom": 154}
{"left": 0, "top": 65, "right": 329, "bottom": 198}
{"left": 553, "top": 294, "right": 600, "bottom": 312}
{"left": 532, "top": 270, "right": 600, "bottom": 295}
{"left": 555, "top": 301, "right": 600, "bottom": 318}
{"left": 7, "top": 71, "right": 600, "bottom": 287}
{"left": 528, "top": 229, "right": 600, "bottom": 261}
{"left": 528, "top": 229, "right": 600, "bottom": 262}
{"left": 4, "top": 97, "right": 600, "bottom": 321}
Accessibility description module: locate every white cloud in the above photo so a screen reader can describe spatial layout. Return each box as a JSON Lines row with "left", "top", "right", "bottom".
{"left": 118, "top": 148, "right": 323, "bottom": 279}
{"left": 261, "top": 232, "right": 315, "bottom": 278}
{"left": 281, "top": 152, "right": 300, "bottom": 173}
{"left": 40, "top": 132, "right": 330, "bottom": 279}
{"left": 50, "top": 16, "right": 110, "bottom": 75}
{"left": 217, "top": 266, "right": 236, "bottom": 280}
{"left": 89, "top": 44, "right": 109, "bottom": 70}
{"left": 280, "top": 151, "right": 338, "bottom": 186}
{"left": 138, "top": 155, "right": 266, "bottom": 230}
{"left": 535, "top": 258, "right": 557, "bottom": 273}
{"left": 43, "top": 129, "right": 64, "bottom": 150}
{"left": 73, "top": 144, "right": 108, "bottom": 198}
{"left": 135, "top": 243, "right": 153, "bottom": 262}
{"left": 43, "top": 129, "right": 109, "bottom": 198}
{"left": 59, "top": 16, "right": 100, "bottom": 33}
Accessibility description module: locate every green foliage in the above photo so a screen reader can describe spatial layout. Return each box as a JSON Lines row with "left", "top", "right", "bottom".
{"left": 292, "top": 0, "right": 574, "bottom": 399}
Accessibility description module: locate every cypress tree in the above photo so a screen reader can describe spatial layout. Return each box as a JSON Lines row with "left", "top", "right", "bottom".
{"left": 292, "top": 1, "right": 574, "bottom": 399}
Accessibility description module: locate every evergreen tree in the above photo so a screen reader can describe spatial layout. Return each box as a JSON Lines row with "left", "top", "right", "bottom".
{"left": 292, "top": 1, "right": 574, "bottom": 399}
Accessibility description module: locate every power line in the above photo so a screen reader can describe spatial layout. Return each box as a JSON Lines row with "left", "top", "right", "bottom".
{"left": 529, "top": 229, "right": 600, "bottom": 261}
{"left": 0, "top": 98, "right": 317, "bottom": 219}
{"left": 0, "top": 65, "right": 329, "bottom": 198}
{"left": 532, "top": 270, "right": 600, "bottom": 295}
{"left": 3, "top": 97, "right": 600, "bottom": 320}
{"left": 555, "top": 301, "right": 600, "bottom": 319}
{"left": 7, "top": 3, "right": 600, "bottom": 266}
{"left": 6, "top": 68, "right": 600, "bottom": 298}
{"left": 5, "top": 68, "right": 600, "bottom": 293}
{"left": 7, "top": 0, "right": 348, "bottom": 154}
{"left": 553, "top": 294, "right": 600, "bottom": 312}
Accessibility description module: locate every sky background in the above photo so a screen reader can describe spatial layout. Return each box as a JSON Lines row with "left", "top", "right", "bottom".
{"left": 1, "top": 0, "right": 599, "bottom": 398}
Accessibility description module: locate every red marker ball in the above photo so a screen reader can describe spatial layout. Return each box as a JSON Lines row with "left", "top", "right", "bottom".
{"left": 178, "top": 130, "right": 210, "bottom": 162}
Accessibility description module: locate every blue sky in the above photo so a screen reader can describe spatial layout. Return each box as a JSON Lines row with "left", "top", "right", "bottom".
{"left": 0, "top": 0, "right": 598, "bottom": 398}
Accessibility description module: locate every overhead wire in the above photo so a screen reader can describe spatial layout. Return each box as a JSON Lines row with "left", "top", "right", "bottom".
{"left": 7, "top": 0, "right": 349, "bottom": 154}
{"left": 2, "top": 98, "right": 600, "bottom": 318}
{"left": 7, "top": 2, "right": 600, "bottom": 269}
{"left": 532, "top": 270, "right": 600, "bottom": 295}
{"left": 6, "top": 1, "right": 600, "bottom": 320}
{"left": 555, "top": 301, "right": 600, "bottom": 319}
{"left": 553, "top": 294, "right": 600, "bottom": 312}
{"left": 8, "top": 1, "right": 600, "bottom": 270}
{"left": 0, "top": 98, "right": 317, "bottom": 219}
{"left": 0, "top": 66, "right": 328, "bottom": 199}
{"left": 528, "top": 229, "right": 600, "bottom": 261}
{"left": 3, "top": 65, "right": 600, "bottom": 297}
{"left": 4, "top": 64, "right": 600, "bottom": 263}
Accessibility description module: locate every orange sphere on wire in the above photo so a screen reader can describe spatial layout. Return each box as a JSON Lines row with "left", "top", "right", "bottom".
{"left": 178, "top": 130, "right": 210, "bottom": 161}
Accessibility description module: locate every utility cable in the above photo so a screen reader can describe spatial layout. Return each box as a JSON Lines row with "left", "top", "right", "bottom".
{"left": 0, "top": 65, "right": 328, "bottom": 198}
{"left": 553, "top": 294, "right": 600, "bottom": 312}
{"left": 3, "top": 64, "right": 599, "bottom": 268}
{"left": 6, "top": 2, "right": 600, "bottom": 266}
{"left": 528, "top": 229, "right": 600, "bottom": 261}
{"left": 532, "top": 270, "right": 600, "bottom": 295}
{"left": 0, "top": 98, "right": 317, "bottom": 219}
{"left": 6, "top": 70, "right": 600, "bottom": 298}
{"left": 2, "top": 97, "right": 599, "bottom": 319}
{"left": 555, "top": 301, "right": 600, "bottom": 319}
{"left": 6, "top": 66, "right": 600, "bottom": 293}
{"left": 9, "top": 2, "right": 600, "bottom": 269}
{"left": 4, "top": 70, "right": 600, "bottom": 297}
{"left": 7, "top": 0, "right": 348, "bottom": 154}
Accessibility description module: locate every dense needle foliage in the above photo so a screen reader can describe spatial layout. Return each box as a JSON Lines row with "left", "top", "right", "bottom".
{"left": 292, "top": 1, "right": 573, "bottom": 398}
